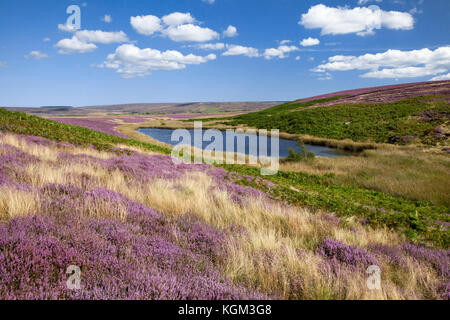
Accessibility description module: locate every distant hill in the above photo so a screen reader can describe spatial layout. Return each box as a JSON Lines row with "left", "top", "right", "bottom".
{"left": 226, "top": 80, "right": 450, "bottom": 147}
{"left": 4, "top": 101, "right": 283, "bottom": 116}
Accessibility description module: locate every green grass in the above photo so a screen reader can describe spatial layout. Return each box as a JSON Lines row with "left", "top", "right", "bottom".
{"left": 226, "top": 96, "right": 450, "bottom": 145}
{"left": 0, "top": 108, "right": 171, "bottom": 154}
{"left": 222, "top": 164, "right": 450, "bottom": 248}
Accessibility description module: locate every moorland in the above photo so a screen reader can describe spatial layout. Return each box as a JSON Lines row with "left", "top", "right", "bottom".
{"left": 0, "top": 81, "right": 449, "bottom": 299}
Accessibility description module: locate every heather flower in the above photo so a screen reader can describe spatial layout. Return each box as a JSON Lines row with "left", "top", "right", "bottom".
{"left": 402, "top": 242, "right": 449, "bottom": 279}
{"left": 0, "top": 212, "right": 266, "bottom": 300}
{"left": 317, "top": 237, "right": 378, "bottom": 270}
{"left": 368, "top": 243, "right": 407, "bottom": 269}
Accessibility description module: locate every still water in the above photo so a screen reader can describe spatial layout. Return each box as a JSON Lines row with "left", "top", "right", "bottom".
{"left": 138, "top": 128, "right": 349, "bottom": 158}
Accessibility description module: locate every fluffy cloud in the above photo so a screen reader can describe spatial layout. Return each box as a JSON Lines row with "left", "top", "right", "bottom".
{"left": 300, "top": 37, "right": 320, "bottom": 47}
{"left": 102, "top": 15, "right": 112, "bottom": 23}
{"left": 280, "top": 40, "right": 292, "bottom": 45}
{"left": 299, "top": 4, "right": 414, "bottom": 36}
{"left": 24, "top": 51, "right": 49, "bottom": 60}
{"left": 197, "top": 43, "right": 225, "bottom": 50}
{"left": 130, "top": 15, "right": 162, "bottom": 35}
{"left": 222, "top": 45, "right": 259, "bottom": 58}
{"left": 58, "top": 23, "right": 77, "bottom": 33}
{"left": 162, "top": 12, "right": 195, "bottom": 26}
{"left": 99, "top": 44, "right": 216, "bottom": 78}
{"left": 313, "top": 46, "right": 450, "bottom": 79}
{"left": 131, "top": 13, "right": 219, "bottom": 42}
{"left": 75, "top": 30, "right": 129, "bottom": 44}
{"left": 223, "top": 25, "right": 238, "bottom": 38}
{"left": 263, "top": 45, "right": 299, "bottom": 60}
{"left": 55, "top": 30, "right": 129, "bottom": 54}
{"left": 43, "top": 37, "right": 51, "bottom": 42}
{"left": 202, "top": 0, "right": 215, "bottom": 4}
{"left": 162, "top": 24, "right": 219, "bottom": 42}
{"left": 431, "top": 73, "right": 450, "bottom": 81}
{"left": 55, "top": 37, "right": 98, "bottom": 54}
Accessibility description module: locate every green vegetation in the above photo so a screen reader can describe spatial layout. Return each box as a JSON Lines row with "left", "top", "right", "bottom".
{"left": 222, "top": 164, "right": 450, "bottom": 248}
{"left": 285, "top": 142, "right": 316, "bottom": 162}
{"left": 226, "top": 96, "right": 450, "bottom": 145}
{"left": 0, "top": 108, "right": 171, "bottom": 154}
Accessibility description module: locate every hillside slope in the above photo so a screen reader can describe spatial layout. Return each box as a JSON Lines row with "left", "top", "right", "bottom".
{"left": 227, "top": 81, "right": 450, "bottom": 147}
{"left": 4, "top": 101, "right": 282, "bottom": 116}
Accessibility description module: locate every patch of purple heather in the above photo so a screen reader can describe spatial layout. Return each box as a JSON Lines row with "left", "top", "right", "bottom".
{"left": 175, "top": 218, "right": 226, "bottom": 263}
{"left": 439, "top": 282, "right": 450, "bottom": 300}
{"left": 0, "top": 143, "right": 39, "bottom": 189}
{"left": 56, "top": 149, "right": 266, "bottom": 205}
{"left": 21, "top": 134, "right": 57, "bottom": 146}
{"left": 0, "top": 211, "right": 266, "bottom": 299}
{"left": 48, "top": 118, "right": 126, "bottom": 138}
{"left": 320, "top": 213, "right": 341, "bottom": 225}
{"left": 300, "top": 80, "right": 450, "bottom": 105}
{"left": 317, "top": 237, "right": 378, "bottom": 270}
{"left": 402, "top": 243, "right": 449, "bottom": 279}
{"left": 368, "top": 243, "right": 407, "bottom": 269}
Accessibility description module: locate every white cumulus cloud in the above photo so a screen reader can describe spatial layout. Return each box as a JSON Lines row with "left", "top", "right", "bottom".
{"left": 313, "top": 46, "right": 450, "bottom": 79}
{"left": 25, "top": 51, "right": 49, "bottom": 60}
{"left": 98, "top": 44, "right": 216, "bottom": 78}
{"left": 74, "top": 30, "right": 129, "bottom": 44}
{"left": 55, "top": 37, "right": 98, "bottom": 54}
{"left": 299, "top": 4, "right": 414, "bottom": 36}
{"left": 222, "top": 45, "right": 259, "bottom": 58}
{"left": 131, "top": 13, "right": 220, "bottom": 43}
{"left": 130, "top": 15, "right": 162, "bottom": 35}
{"left": 263, "top": 45, "right": 299, "bottom": 60}
{"left": 162, "top": 24, "right": 219, "bottom": 42}
{"left": 300, "top": 37, "right": 320, "bottom": 47}
{"left": 431, "top": 73, "right": 450, "bottom": 81}
{"left": 55, "top": 30, "right": 129, "bottom": 54}
{"left": 162, "top": 12, "right": 195, "bottom": 26}
{"left": 58, "top": 23, "right": 77, "bottom": 33}
{"left": 202, "top": 0, "right": 215, "bottom": 4}
{"left": 223, "top": 25, "right": 238, "bottom": 38}
{"left": 197, "top": 43, "right": 225, "bottom": 50}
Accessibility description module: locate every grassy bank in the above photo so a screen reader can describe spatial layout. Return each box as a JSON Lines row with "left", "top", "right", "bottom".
{"left": 226, "top": 96, "right": 450, "bottom": 146}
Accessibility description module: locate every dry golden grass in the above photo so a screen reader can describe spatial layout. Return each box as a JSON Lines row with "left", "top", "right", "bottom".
{"left": 281, "top": 147, "right": 450, "bottom": 207}
{"left": 0, "top": 187, "right": 40, "bottom": 220}
{"left": 0, "top": 133, "right": 115, "bottom": 160}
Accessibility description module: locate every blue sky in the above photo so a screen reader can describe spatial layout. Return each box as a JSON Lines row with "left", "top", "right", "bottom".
{"left": 0, "top": 0, "right": 449, "bottom": 107}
